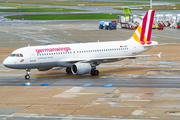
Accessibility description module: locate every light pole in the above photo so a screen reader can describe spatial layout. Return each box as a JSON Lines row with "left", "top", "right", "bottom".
{"left": 150, "top": 0, "right": 152, "bottom": 10}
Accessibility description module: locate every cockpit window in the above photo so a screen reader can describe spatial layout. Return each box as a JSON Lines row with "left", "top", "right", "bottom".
{"left": 10, "top": 53, "right": 23, "bottom": 57}
{"left": 10, "top": 54, "right": 16, "bottom": 57}
{"left": 16, "top": 54, "right": 19, "bottom": 57}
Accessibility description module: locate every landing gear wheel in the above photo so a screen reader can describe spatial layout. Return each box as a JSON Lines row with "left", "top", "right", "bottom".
{"left": 94, "top": 70, "right": 99, "bottom": 76}
{"left": 25, "top": 69, "right": 31, "bottom": 80}
{"left": 25, "top": 75, "right": 30, "bottom": 79}
{"left": 66, "top": 67, "right": 72, "bottom": 74}
{"left": 91, "top": 70, "right": 99, "bottom": 76}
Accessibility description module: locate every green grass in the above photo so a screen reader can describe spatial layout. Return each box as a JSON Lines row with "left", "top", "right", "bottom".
{"left": 0, "top": 1, "right": 147, "bottom": 6}
{"left": 115, "top": 4, "right": 180, "bottom": 10}
{"left": 5, "top": 14, "right": 123, "bottom": 20}
{"left": 0, "top": 4, "right": 37, "bottom": 7}
{"left": 0, "top": 8, "right": 86, "bottom": 12}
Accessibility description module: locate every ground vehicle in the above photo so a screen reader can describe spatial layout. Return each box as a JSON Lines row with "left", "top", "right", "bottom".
{"left": 177, "top": 23, "right": 180, "bottom": 29}
{"left": 99, "top": 21, "right": 105, "bottom": 29}
{"left": 152, "top": 23, "right": 159, "bottom": 29}
{"left": 157, "top": 24, "right": 164, "bottom": 30}
{"left": 105, "top": 20, "right": 117, "bottom": 30}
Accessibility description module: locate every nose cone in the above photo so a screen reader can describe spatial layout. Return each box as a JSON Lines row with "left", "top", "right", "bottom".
{"left": 3, "top": 57, "right": 11, "bottom": 68}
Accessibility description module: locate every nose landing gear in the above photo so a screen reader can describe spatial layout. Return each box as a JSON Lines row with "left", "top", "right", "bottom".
{"left": 25, "top": 69, "right": 31, "bottom": 79}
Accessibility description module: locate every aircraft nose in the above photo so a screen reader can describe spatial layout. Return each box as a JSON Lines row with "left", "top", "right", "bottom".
{"left": 3, "top": 57, "right": 11, "bottom": 68}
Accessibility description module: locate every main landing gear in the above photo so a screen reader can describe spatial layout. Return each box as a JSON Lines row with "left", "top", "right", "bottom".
{"left": 66, "top": 67, "right": 99, "bottom": 76}
{"left": 66, "top": 67, "right": 72, "bottom": 74}
{"left": 25, "top": 69, "right": 31, "bottom": 79}
{"left": 91, "top": 70, "right": 99, "bottom": 76}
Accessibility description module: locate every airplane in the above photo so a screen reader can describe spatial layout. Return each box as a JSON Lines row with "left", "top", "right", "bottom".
{"left": 3, "top": 10, "right": 160, "bottom": 79}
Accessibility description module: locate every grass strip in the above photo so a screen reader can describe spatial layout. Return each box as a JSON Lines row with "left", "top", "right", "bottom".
{"left": 0, "top": 8, "right": 86, "bottom": 12}
{"left": 5, "top": 14, "right": 122, "bottom": 20}
{"left": 0, "top": 4, "right": 37, "bottom": 7}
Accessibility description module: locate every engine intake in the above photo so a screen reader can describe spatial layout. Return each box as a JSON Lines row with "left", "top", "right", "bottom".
{"left": 71, "top": 63, "right": 92, "bottom": 75}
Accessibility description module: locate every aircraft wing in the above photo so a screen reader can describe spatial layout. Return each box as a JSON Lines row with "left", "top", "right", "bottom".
{"left": 58, "top": 52, "right": 162, "bottom": 64}
{"left": 84, "top": 52, "right": 162, "bottom": 63}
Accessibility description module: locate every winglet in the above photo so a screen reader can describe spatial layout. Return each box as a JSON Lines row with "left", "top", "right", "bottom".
{"left": 157, "top": 52, "right": 162, "bottom": 58}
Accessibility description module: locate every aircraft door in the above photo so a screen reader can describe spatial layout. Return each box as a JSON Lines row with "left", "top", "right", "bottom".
{"left": 29, "top": 49, "right": 36, "bottom": 62}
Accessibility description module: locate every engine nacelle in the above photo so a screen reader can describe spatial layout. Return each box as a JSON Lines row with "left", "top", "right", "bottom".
{"left": 38, "top": 67, "right": 53, "bottom": 71}
{"left": 71, "top": 63, "right": 92, "bottom": 75}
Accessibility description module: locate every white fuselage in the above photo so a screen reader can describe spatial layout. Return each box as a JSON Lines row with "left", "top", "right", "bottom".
{"left": 3, "top": 39, "right": 150, "bottom": 70}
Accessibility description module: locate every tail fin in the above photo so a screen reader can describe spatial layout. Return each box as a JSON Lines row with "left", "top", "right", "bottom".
{"left": 131, "top": 10, "right": 155, "bottom": 45}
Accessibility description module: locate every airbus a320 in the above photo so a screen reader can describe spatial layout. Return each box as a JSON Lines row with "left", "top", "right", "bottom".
{"left": 3, "top": 10, "right": 160, "bottom": 79}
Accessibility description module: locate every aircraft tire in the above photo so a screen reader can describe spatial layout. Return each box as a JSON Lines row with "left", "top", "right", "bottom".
{"left": 94, "top": 70, "right": 99, "bottom": 76}
{"left": 66, "top": 67, "right": 72, "bottom": 74}
{"left": 25, "top": 75, "right": 30, "bottom": 79}
{"left": 91, "top": 70, "right": 99, "bottom": 76}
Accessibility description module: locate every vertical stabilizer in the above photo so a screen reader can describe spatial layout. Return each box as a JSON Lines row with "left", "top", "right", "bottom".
{"left": 131, "top": 10, "right": 155, "bottom": 45}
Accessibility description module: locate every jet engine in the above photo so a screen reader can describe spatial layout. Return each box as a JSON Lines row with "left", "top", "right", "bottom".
{"left": 38, "top": 67, "right": 53, "bottom": 71}
{"left": 71, "top": 63, "right": 92, "bottom": 75}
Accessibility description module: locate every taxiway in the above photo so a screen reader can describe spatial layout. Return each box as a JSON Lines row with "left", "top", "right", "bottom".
{"left": 0, "top": 2, "right": 180, "bottom": 119}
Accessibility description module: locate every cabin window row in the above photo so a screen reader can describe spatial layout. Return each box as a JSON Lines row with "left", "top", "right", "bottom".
{"left": 37, "top": 47, "right": 128, "bottom": 56}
